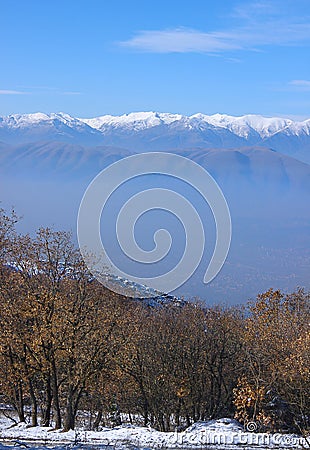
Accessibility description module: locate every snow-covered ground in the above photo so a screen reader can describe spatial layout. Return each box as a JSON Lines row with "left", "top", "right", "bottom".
{"left": 0, "top": 416, "right": 309, "bottom": 448}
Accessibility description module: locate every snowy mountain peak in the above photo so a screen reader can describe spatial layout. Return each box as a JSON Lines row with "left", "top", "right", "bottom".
{"left": 186, "top": 113, "right": 294, "bottom": 138}
{"left": 81, "top": 111, "right": 185, "bottom": 131}
{"left": 0, "top": 112, "right": 51, "bottom": 128}
{"left": 79, "top": 111, "right": 309, "bottom": 138}
{"left": 0, "top": 112, "right": 81, "bottom": 129}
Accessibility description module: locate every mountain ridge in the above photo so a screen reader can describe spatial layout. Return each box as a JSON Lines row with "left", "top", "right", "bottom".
{"left": 81, "top": 111, "right": 310, "bottom": 139}
{"left": 1, "top": 111, "right": 310, "bottom": 137}
{"left": 1, "top": 111, "right": 309, "bottom": 164}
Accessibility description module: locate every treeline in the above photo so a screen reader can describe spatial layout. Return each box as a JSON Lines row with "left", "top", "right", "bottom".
{"left": 0, "top": 208, "right": 309, "bottom": 433}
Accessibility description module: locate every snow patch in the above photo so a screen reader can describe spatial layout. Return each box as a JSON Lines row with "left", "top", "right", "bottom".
{"left": 0, "top": 417, "right": 308, "bottom": 448}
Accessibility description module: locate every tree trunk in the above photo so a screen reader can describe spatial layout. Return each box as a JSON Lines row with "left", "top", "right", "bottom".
{"left": 41, "top": 373, "right": 52, "bottom": 427}
{"left": 15, "top": 382, "right": 25, "bottom": 423}
{"left": 51, "top": 359, "right": 61, "bottom": 429}
{"left": 28, "top": 378, "right": 38, "bottom": 426}
{"left": 63, "top": 387, "right": 75, "bottom": 431}
{"left": 186, "top": 414, "right": 191, "bottom": 428}
{"left": 93, "top": 408, "right": 103, "bottom": 431}
{"left": 140, "top": 385, "right": 148, "bottom": 426}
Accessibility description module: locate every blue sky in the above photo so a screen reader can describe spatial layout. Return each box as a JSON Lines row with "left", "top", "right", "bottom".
{"left": 1, "top": 0, "right": 310, "bottom": 118}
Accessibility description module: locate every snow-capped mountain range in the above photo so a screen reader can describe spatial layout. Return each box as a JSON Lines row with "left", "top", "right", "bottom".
{"left": 1, "top": 111, "right": 309, "bottom": 163}
{"left": 81, "top": 111, "right": 310, "bottom": 139}
{"left": 1, "top": 111, "right": 310, "bottom": 138}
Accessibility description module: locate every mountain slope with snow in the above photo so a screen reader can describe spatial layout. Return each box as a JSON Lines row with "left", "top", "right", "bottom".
{"left": 0, "top": 111, "right": 309, "bottom": 163}
{"left": 81, "top": 111, "right": 310, "bottom": 139}
{"left": 0, "top": 112, "right": 103, "bottom": 145}
{"left": 80, "top": 112, "right": 310, "bottom": 162}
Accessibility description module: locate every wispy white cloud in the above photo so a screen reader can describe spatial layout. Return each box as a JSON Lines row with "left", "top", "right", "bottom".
{"left": 0, "top": 89, "right": 27, "bottom": 95}
{"left": 62, "top": 91, "right": 81, "bottom": 96}
{"left": 120, "top": 21, "right": 310, "bottom": 54}
{"left": 120, "top": 28, "right": 242, "bottom": 53}
{"left": 289, "top": 79, "right": 310, "bottom": 90}
{"left": 9, "top": 86, "right": 82, "bottom": 96}
{"left": 119, "top": 2, "right": 310, "bottom": 54}
{"left": 231, "top": 1, "right": 280, "bottom": 20}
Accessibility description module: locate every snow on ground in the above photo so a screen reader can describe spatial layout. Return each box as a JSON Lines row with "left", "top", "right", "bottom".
{"left": 0, "top": 416, "right": 309, "bottom": 448}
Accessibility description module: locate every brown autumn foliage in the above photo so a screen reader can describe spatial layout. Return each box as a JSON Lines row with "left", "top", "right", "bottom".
{"left": 0, "top": 207, "right": 309, "bottom": 434}
{"left": 233, "top": 288, "right": 310, "bottom": 433}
